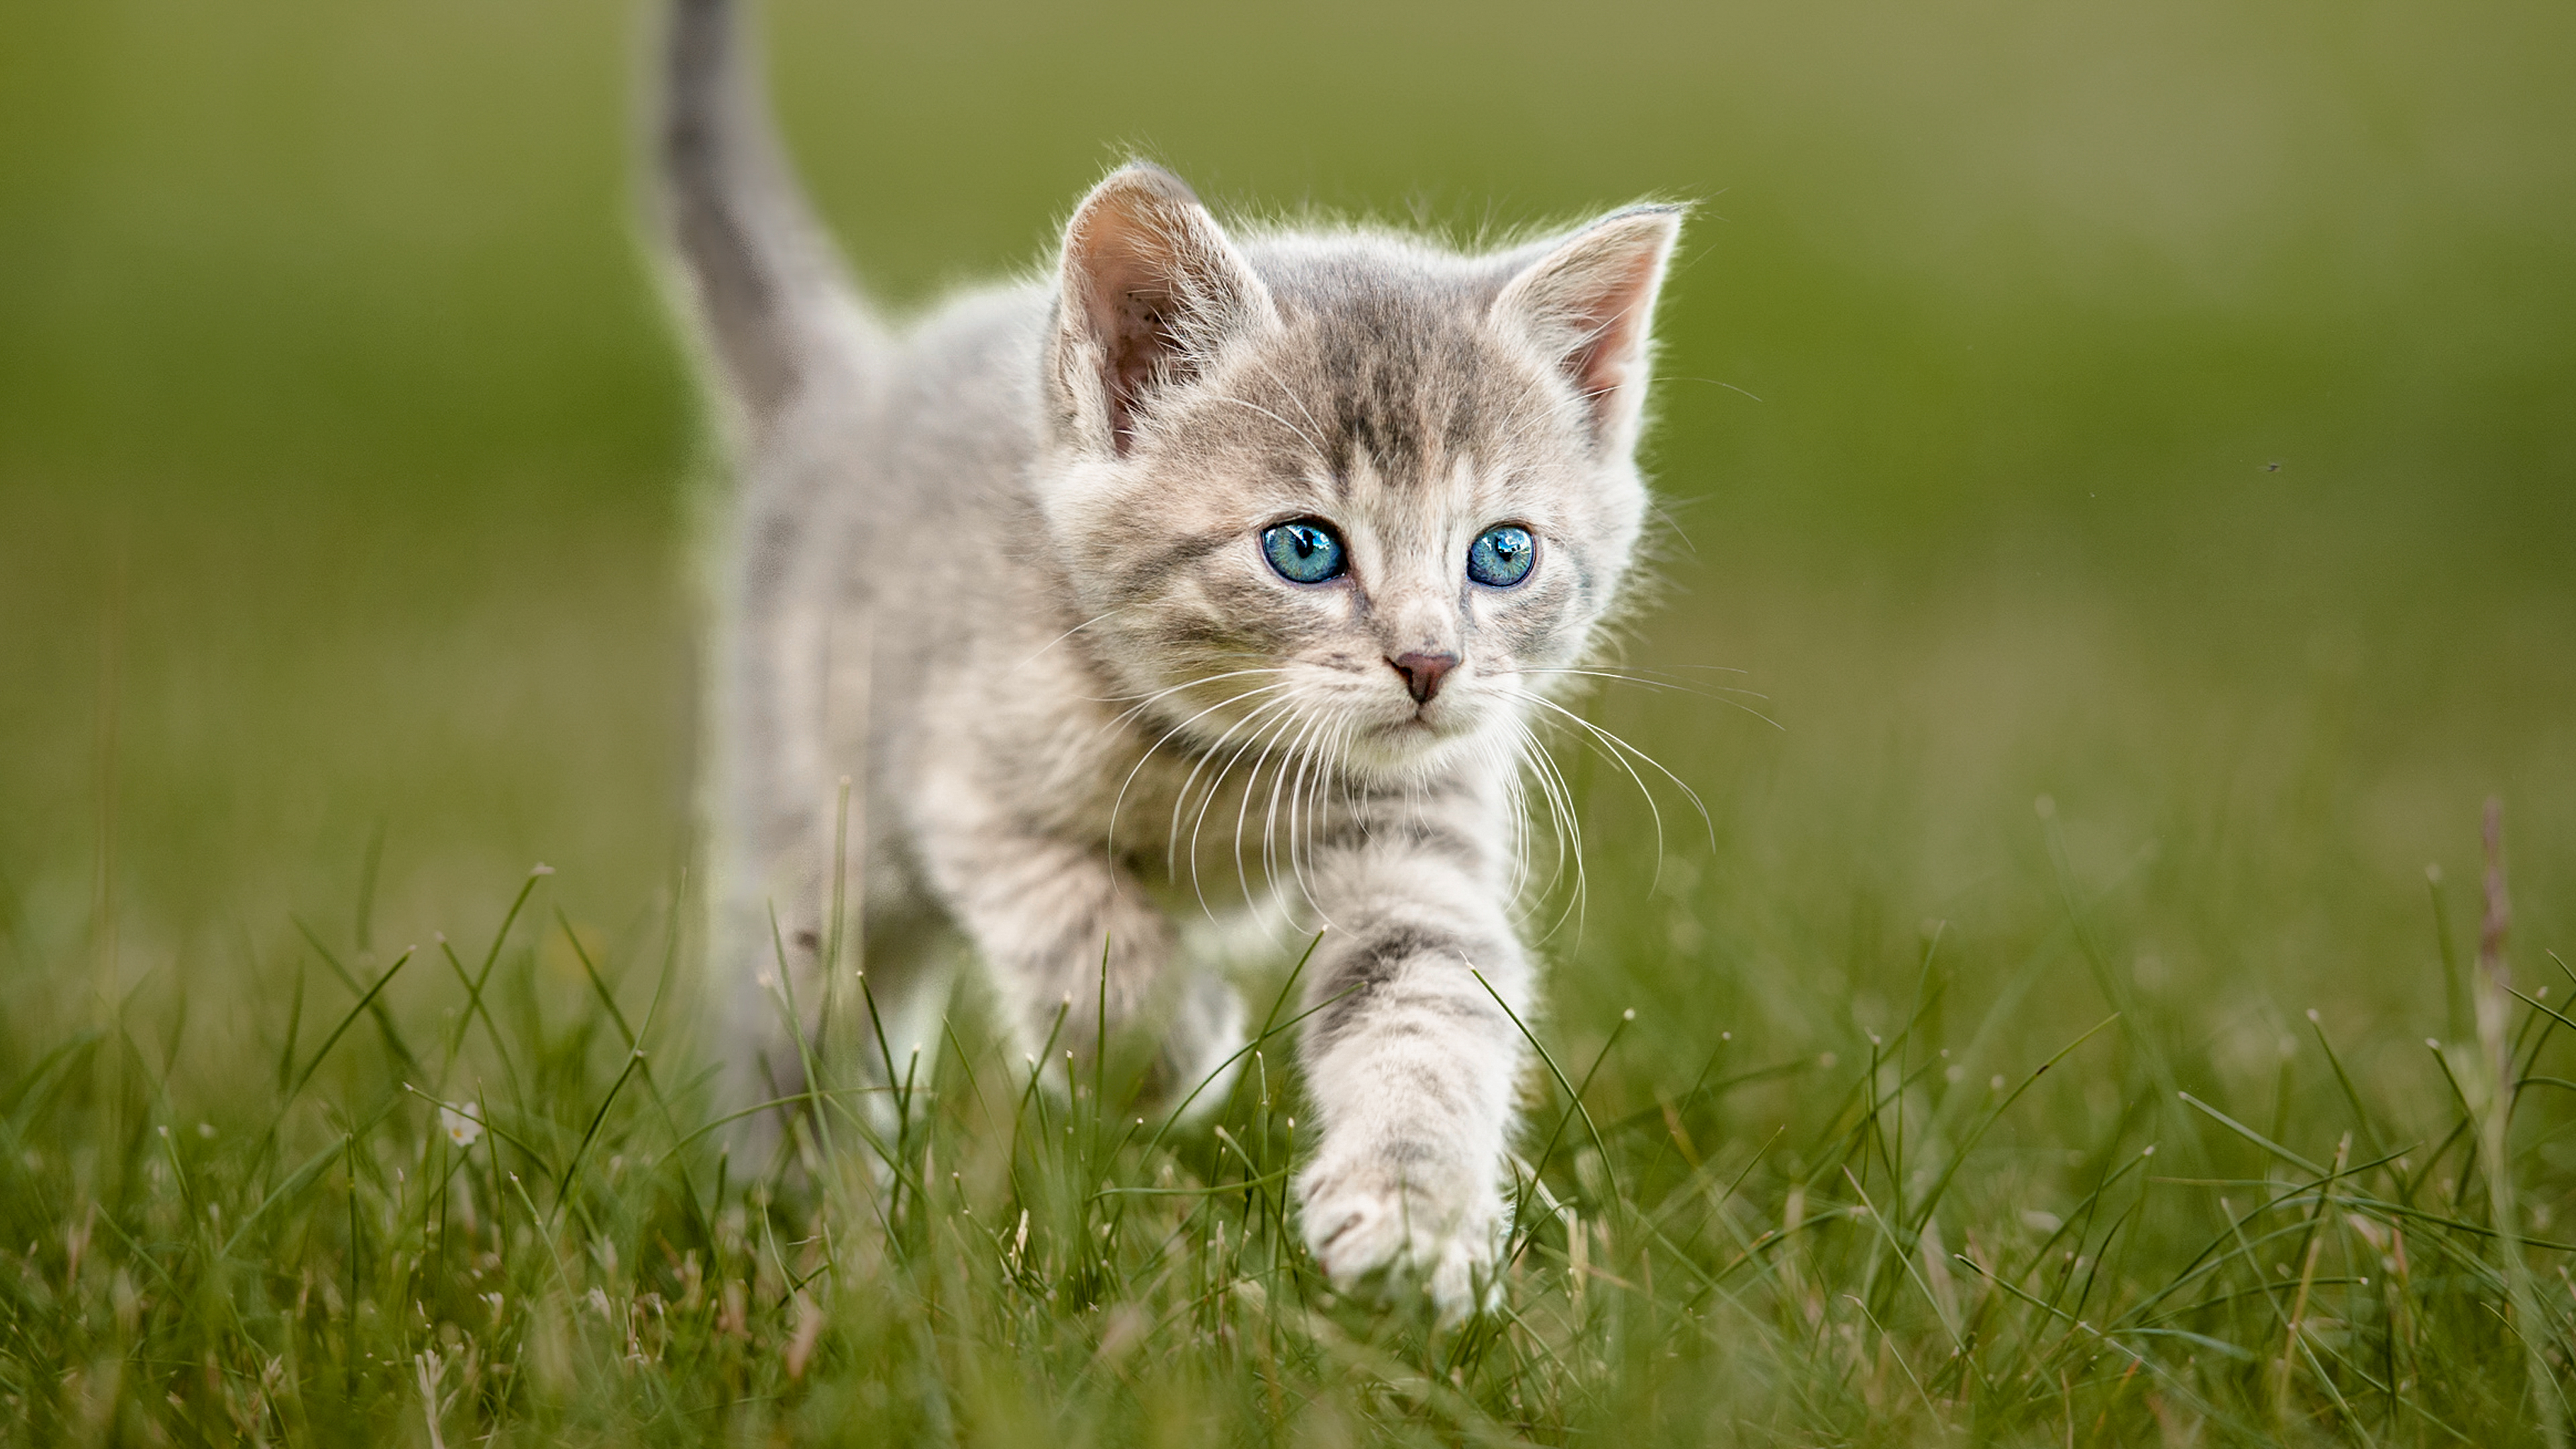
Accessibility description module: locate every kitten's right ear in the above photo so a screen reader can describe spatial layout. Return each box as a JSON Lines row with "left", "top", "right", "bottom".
{"left": 1049, "top": 164, "right": 1274, "bottom": 457}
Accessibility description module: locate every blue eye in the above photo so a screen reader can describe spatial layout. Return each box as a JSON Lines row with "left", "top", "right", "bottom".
{"left": 1261, "top": 519, "right": 1347, "bottom": 584}
{"left": 1466, "top": 525, "right": 1536, "bottom": 588}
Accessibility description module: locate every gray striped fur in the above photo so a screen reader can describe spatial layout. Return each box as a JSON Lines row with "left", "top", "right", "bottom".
{"left": 655, "top": 0, "right": 1680, "bottom": 1322}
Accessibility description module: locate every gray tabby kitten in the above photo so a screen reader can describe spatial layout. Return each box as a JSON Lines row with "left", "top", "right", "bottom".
{"left": 659, "top": 0, "right": 1678, "bottom": 1320}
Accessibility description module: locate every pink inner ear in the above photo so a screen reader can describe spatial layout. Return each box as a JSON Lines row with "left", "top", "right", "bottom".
{"left": 1057, "top": 166, "right": 1261, "bottom": 455}
{"left": 1083, "top": 241, "right": 1189, "bottom": 449}
{"left": 1560, "top": 244, "right": 1668, "bottom": 407}
{"left": 1496, "top": 209, "right": 1680, "bottom": 441}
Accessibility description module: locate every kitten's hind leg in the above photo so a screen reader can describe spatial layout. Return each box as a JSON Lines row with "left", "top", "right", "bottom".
{"left": 716, "top": 898, "right": 955, "bottom": 1177}
{"left": 1155, "top": 908, "right": 1311, "bottom": 1120}
{"left": 839, "top": 933, "right": 960, "bottom": 1150}
{"left": 710, "top": 841, "right": 826, "bottom": 1167}
{"left": 1151, "top": 968, "right": 1249, "bottom": 1123}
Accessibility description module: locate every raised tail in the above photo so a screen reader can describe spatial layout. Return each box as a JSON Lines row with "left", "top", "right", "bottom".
{"left": 659, "top": 0, "right": 877, "bottom": 435}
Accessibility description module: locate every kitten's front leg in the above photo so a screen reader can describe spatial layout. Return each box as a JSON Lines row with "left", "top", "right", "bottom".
{"left": 1294, "top": 790, "right": 1529, "bottom": 1323}
{"left": 912, "top": 765, "right": 1246, "bottom": 1099}
{"left": 926, "top": 818, "right": 1177, "bottom": 1063}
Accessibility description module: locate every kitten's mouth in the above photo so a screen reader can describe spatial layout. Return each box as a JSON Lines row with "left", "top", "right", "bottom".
{"left": 1338, "top": 708, "right": 1486, "bottom": 780}
{"left": 1381, "top": 700, "right": 1478, "bottom": 743}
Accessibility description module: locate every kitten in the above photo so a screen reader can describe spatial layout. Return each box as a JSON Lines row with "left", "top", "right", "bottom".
{"left": 659, "top": 0, "right": 1678, "bottom": 1320}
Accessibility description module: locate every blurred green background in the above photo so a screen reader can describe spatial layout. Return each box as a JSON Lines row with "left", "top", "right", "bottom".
{"left": 3, "top": 0, "right": 2571, "bottom": 1092}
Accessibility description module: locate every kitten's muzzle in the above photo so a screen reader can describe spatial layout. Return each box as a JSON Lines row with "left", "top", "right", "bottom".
{"left": 1388, "top": 651, "right": 1460, "bottom": 706}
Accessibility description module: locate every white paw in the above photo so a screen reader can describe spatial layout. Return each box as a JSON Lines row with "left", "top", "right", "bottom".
{"left": 1297, "top": 1149, "right": 1503, "bottom": 1326}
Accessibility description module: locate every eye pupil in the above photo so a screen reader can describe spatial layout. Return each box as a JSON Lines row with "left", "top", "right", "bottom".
{"left": 1467, "top": 525, "right": 1536, "bottom": 587}
{"left": 1262, "top": 519, "right": 1347, "bottom": 584}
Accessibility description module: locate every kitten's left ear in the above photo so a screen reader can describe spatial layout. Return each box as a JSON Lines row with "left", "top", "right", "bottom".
{"left": 1491, "top": 205, "right": 1685, "bottom": 455}
{"left": 1050, "top": 163, "right": 1276, "bottom": 458}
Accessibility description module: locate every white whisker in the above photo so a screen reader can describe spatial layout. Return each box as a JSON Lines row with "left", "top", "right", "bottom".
{"left": 1169, "top": 691, "right": 1305, "bottom": 902}
{"left": 1086, "top": 663, "right": 1285, "bottom": 719}
{"left": 1519, "top": 665, "right": 1782, "bottom": 729}
{"left": 1104, "top": 680, "right": 1293, "bottom": 858}
{"left": 1190, "top": 694, "right": 1304, "bottom": 918}
{"left": 1513, "top": 689, "right": 1715, "bottom": 898}
{"left": 1004, "top": 604, "right": 1132, "bottom": 676}
{"left": 1514, "top": 716, "right": 1589, "bottom": 943}
{"left": 1273, "top": 704, "right": 1339, "bottom": 905}
{"left": 1246, "top": 704, "right": 1325, "bottom": 920}
{"left": 1293, "top": 713, "right": 1354, "bottom": 936}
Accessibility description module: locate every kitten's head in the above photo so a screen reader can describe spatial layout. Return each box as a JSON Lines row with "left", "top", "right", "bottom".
{"left": 1037, "top": 164, "right": 1680, "bottom": 782}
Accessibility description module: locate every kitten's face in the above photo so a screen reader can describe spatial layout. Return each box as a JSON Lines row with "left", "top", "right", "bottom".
{"left": 1038, "top": 168, "right": 1678, "bottom": 786}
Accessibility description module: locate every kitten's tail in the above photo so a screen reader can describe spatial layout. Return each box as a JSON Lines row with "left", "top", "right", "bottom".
{"left": 658, "top": 0, "right": 879, "bottom": 435}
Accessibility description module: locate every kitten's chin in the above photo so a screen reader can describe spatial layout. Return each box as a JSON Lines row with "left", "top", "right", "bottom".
{"left": 1338, "top": 714, "right": 1493, "bottom": 782}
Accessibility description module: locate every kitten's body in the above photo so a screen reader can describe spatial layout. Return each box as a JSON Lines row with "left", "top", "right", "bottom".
{"left": 661, "top": 0, "right": 1678, "bottom": 1318}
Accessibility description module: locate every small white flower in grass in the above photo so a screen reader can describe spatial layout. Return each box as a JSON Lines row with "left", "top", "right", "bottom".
{"left": 439, "top": 1103, "right": 484, "bottom": 1149}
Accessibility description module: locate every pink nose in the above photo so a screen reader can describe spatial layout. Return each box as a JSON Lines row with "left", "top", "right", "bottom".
{"left": 1388, "top": 651, "right": 1460, "bottom": 705}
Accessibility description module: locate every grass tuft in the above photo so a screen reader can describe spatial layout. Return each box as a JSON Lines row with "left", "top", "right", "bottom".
{"left": 5, "top": 796, "right": 2574, "bottom": 1446}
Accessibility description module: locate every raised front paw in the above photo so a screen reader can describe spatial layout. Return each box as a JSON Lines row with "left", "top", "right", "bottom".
{"left": 1297, "top": 1144, "right": 1503, "bottom": 1326}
